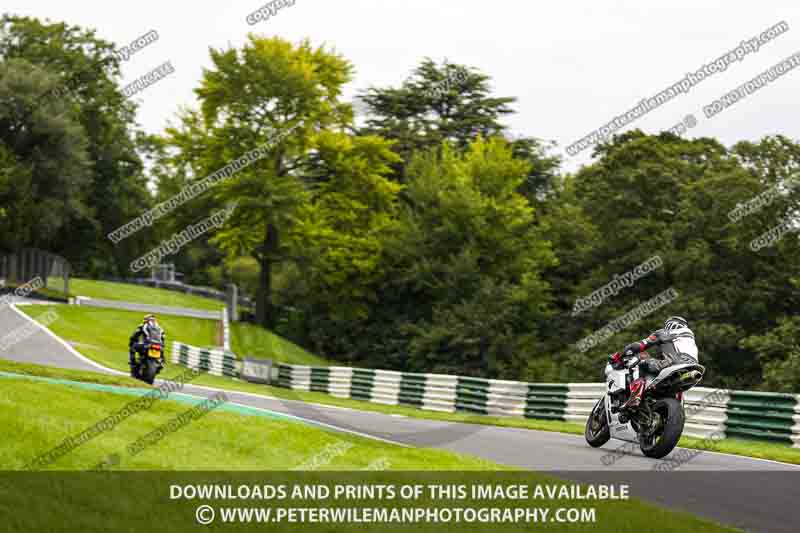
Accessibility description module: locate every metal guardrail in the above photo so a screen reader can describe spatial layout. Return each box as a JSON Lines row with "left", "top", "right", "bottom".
{"left": 221, "top": 308, "right": 231, "bottom": 351}
{"left": 0, "top": 249, "right": 71, "bottom": 299}
{"left": 107, "top": 278, "right": 254, "bottom": 308}
{"left": 74, "top": 297, "right": 223, "bottom": 321}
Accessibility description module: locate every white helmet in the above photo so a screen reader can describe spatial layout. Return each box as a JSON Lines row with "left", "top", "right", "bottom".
{"left": 664, "top": 315, "right": 689, "bottom": 334}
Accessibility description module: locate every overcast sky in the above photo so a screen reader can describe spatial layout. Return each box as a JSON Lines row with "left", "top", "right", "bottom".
{"left": 7, "top": 1, "right": 800, "bottom": 173}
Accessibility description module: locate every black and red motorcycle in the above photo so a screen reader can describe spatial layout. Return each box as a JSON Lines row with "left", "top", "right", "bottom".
{"left": 131, "top": 341, "right": 164, "bottom": 385}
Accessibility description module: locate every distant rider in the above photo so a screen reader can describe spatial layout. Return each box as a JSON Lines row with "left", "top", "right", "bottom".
{"left": 607, "top": 316, "right": 698, "bottom": 410}
{"left": 129, "top": 314, "right": 166, "bottom": 376}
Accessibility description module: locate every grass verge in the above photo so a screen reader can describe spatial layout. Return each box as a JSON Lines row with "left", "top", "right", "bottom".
{"left": 231, "top": 321, "right": 329, "bottom": 366}
{"left": 0, "top": 372, "right": 500, "bottom": 471}
{"left": 20, "top": 305, "right": 217, "bottom": 370}
{"left": 70, "top": 278, "right": 224, "bottom": 311}
{"left": 21, "top": 305, "right": 326, "bottom": 367}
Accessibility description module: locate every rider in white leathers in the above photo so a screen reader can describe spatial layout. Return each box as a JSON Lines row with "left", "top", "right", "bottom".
{"left": 607, "top": 316, "right": 698, "bottom": 410}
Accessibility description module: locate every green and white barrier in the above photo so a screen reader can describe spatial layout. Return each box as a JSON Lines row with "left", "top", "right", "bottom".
{"left": 274, "top": 362, "right": 800, "bottom": 447}
{"left": 171, "top": 341, "right": 239, "bottom": 378}
{"left": 168, "top": 350, "right": 800, "bottom": 447}
{"left": 721, "top": 390, "right": 800, "bottom": 446}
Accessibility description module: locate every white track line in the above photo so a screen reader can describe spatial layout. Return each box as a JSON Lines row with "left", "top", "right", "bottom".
{"left": 11, "top": 304, "right": 407, "bottom": 447}
{"left": 677, "top": 446, "right": 800, "bottom": 469}
{"left": 535, "top": 426, "right": 800, "bottom": 469}
{"left": 9, "top": 304, "right": 127, "bottom": 377}
{"left": 179, "top": 383, "right": 370, "bottom": 413}
{"left": 174, "top": 389, "right": 410, "bottom": 448}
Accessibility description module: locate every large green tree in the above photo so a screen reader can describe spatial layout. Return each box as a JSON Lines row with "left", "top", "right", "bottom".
{"left": 0, "top": 14, "right": 152, "bottom": 275}
{"left": 539, "top": 131, "right": 800, "bottom": 389}
{"left": 356, "top": 59, "right": 559, "bottom": 199}
{"left": 287, "top": 130, "right": 402, "bottom": 318}
{"left": 299, "top": 138, "right": 557, "bottom": 377}
{"left": 164, "top": 36, "right": 400, "bottom": 329}
{"left": 0, "top": 59, "right": 90, "bottom": 252}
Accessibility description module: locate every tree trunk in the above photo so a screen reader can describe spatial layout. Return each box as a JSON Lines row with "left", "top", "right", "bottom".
{"left": 256, "top": 223, "right": 279, "bottom": 329}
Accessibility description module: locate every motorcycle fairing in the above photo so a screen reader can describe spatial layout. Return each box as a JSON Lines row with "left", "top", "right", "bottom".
{"left": 603, "top": 394, "right": 639, "bottom": 443}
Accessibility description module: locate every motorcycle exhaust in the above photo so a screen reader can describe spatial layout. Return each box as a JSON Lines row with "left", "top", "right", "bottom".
{"left": 681, "top": 370, "right": 703, "bottom": 382}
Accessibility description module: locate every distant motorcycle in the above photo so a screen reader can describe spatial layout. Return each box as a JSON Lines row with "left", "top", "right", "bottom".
{"left": 132, "top": 341, "right": 164, "bottom": 385}
{"left": 585, "top": 356, "right": 705, "bottom": 458}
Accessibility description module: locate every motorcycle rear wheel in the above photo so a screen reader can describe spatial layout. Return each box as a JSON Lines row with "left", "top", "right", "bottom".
{"left": 140, "top": 359, "right": 159, "bottom": 385}
{"left": 639, "top": 398, "right": 684, "bottom": 459}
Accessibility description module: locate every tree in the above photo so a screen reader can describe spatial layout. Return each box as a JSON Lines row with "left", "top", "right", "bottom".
{"left": 398, "top": 139, "right": 555, "bottom": 376}
{"left": 362, "top": 58, "right": 513, "bottom": 148}
{"left": 356, "top": 58, "right": 559, "bottom": 198}
{"left": 741, "top": 315, "right": 800, "bottom": 392}
{"left": 139, "top": 129, "right": 223, "bottom": 287}
{"left": 304, "top": 138, "right": 557, "bottom": 376}
{"left": 0, "top": 59, "right": 90, "bottom": 252}
{"left": 287, "top": 131, "right": 402, "bottom": 323}
{"left": 539, "top": 130, "right": 800, "bottom": 388}
{"left": 165, "top": 36, "right": 379, "bottom": 328}
{"left": 0, "top": 14, "right": 153, "bottom": 275}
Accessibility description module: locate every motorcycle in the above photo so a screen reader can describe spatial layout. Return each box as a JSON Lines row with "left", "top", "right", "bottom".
{"left": 132, "top": 341, "right": 164, "bottom": 385}
{"left": 585, "top": 355, "right": 705, "bottom": 458}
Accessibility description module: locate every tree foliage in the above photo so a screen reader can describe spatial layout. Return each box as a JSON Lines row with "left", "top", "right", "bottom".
{"left": 0, "top": 14, "right": 152, "bottom": 275}
{"left": 3, "top": 16, "right": 799, "bottom": 392}
{"left": 0, "top": 58, "right": 90, "bottom": 251}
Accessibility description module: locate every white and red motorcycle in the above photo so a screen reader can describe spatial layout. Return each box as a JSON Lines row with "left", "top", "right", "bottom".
{"left": 585, "top": 355, "right": 705, "bottom": 458}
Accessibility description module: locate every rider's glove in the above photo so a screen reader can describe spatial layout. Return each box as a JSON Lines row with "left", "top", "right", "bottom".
{"left": 622, "top": 347, "right": 637, "bottom": 358}
{"left": 608, "top": 352, "right": 624, "bottom": 369}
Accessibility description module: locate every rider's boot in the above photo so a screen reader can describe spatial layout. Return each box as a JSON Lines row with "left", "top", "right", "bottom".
{"left": 621, "top": 378, "right": 645, "bottom": 410}
{"left": 129, "top": 351, "right": 137, "bottom": 378}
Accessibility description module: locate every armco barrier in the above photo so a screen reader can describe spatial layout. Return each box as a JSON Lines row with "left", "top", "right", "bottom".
{"left": 172, "top": 341, "right": 239, "bottom": 378}
{"left": 104, "top": 277, "right": 254, "bottom": 308}
{"left": 221, "top": 307, "right": 231, "bottom": 351}
{"left": 75, "top": 296, "right": 223, "bottom": 321}
{"left": 272, "top": 363, "right": 800, "bottom": 447}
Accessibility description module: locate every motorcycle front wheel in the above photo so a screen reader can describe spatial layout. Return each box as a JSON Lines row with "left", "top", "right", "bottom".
{"left": 639, "top": 398, "right": 685, "bottom": 459}
{"left": 585, "top": 399, "right": 610, "bottom": 447}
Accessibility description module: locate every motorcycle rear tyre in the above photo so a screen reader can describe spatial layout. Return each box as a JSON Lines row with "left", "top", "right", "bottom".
{"left": 639, "top": 398, "right": 685, "bottom": 459}
{"left": 141, "top": 359, "right": 159, "bottom": 385}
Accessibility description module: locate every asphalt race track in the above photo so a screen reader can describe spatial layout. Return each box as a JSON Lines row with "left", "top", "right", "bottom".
{"left": 2, "top": 302, "right": 798, "bottom": 533}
